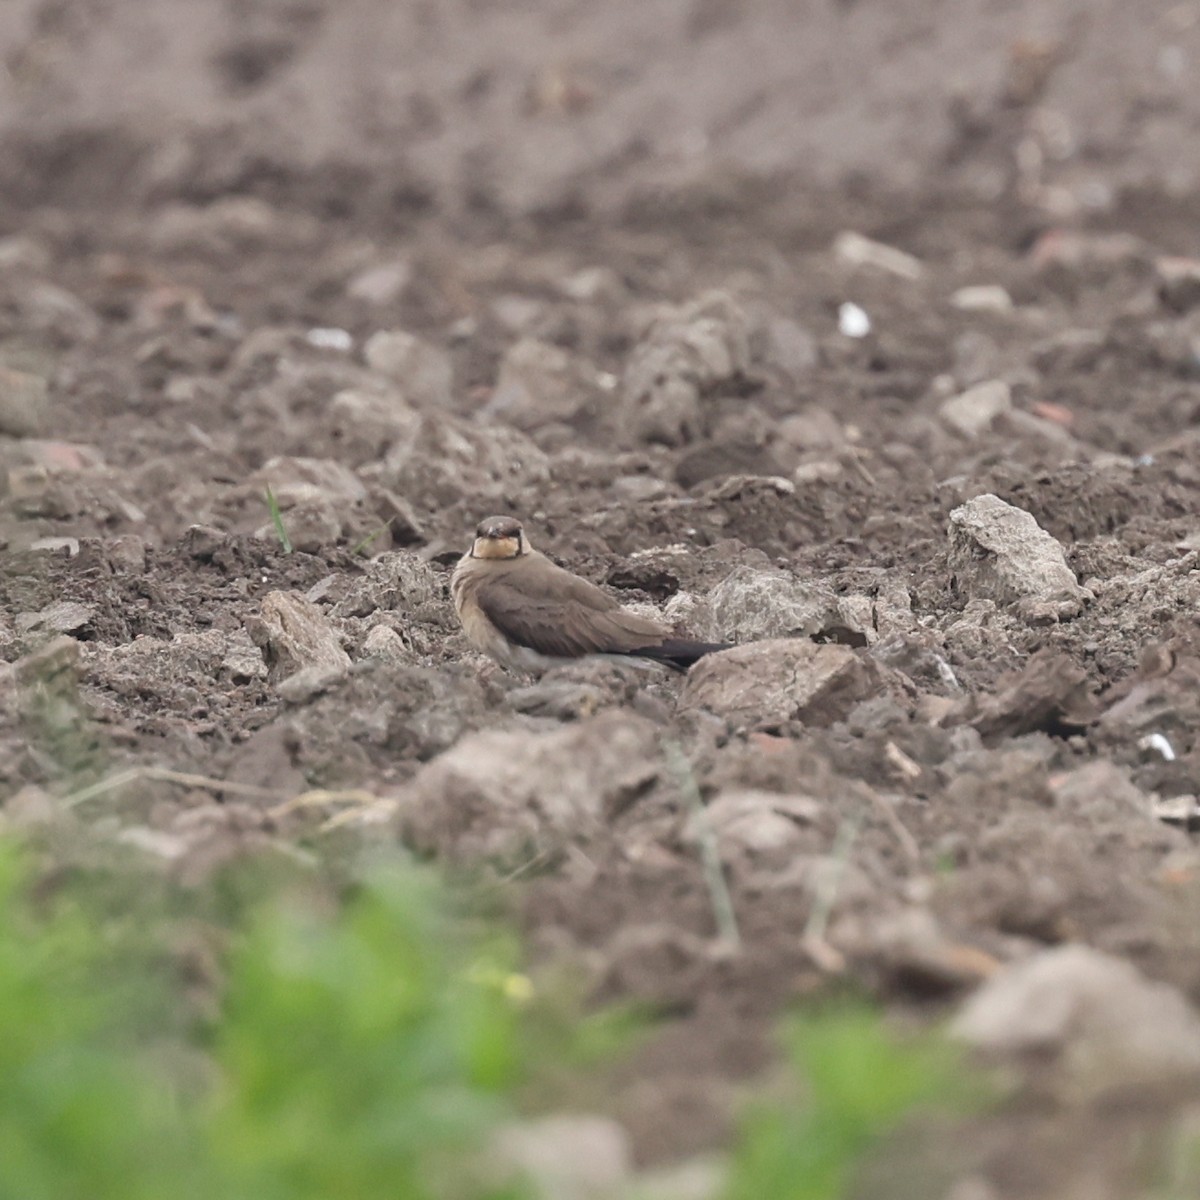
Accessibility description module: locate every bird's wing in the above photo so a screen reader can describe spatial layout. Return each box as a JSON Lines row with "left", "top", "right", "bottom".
{"left": 475, "top": 579, "right": 669, "bottom": 658}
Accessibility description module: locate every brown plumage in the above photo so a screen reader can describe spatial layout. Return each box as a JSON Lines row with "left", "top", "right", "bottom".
{"left": 451, "top": 515, "right": 730, "bottom": 672}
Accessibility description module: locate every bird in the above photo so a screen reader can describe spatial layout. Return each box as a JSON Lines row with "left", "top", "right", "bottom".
{"left": 450, "top": 515, "right": 730, "bottom": 673}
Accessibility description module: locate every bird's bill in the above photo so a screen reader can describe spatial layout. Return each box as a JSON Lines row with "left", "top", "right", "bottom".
{"left": 471, "top": 533, "right": 523, "bottom": 560}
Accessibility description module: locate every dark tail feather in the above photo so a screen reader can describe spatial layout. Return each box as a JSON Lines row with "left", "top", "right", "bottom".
{"left": 628, "top": 638, "right": 732, "bottom": 672}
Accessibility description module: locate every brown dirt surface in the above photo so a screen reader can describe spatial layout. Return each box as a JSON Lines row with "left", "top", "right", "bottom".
{"left": 5, "top": 1, "right": 1200, "bottom": 1195}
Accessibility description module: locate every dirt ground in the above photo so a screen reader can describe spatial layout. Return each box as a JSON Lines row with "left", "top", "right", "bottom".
{"left": 5, "top": 1, "right": 1200, "bottom": 1195}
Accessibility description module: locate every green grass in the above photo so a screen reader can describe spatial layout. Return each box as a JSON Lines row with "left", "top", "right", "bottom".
{"left": 724, "top": 1005, "right": 981, "bottom": 1200}
{"left": 264, "top": 485, "right": 293, "bottom": 555}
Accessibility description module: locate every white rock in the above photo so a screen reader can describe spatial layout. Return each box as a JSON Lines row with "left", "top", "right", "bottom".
{"left": 838, "top": 302, "right": 872, "bottom": 338}
{"left": 305, "top": 327, "right": 353, "bottom": 352}
{"left": 951, "top": 285, "right": 1014, "bottom": 312}
{"left": 833, "top": 231, "right": 924, "bottom": 281}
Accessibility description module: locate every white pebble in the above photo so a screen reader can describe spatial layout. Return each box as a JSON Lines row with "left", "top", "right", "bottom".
{"left": 306, "top": 327, "right": 354, "bottom": 352}
{"left": 838, "top": 302, "right": 871, "bottom": 338}
{"left": 1139, "top": 733, "right": 1177, "bottom": 762}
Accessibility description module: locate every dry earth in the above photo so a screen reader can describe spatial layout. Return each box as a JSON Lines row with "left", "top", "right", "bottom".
{"left": 5, "top": 1, "right": 1200, "bottom": 1196}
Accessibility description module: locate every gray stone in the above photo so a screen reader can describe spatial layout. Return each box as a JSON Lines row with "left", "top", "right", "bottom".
{"left": 676, "top": 565, "right": 845, "bottom": 643}
{"left": 248, "top": 456, "right": 367, "bottom": 507}
{"left": 948, "top": 494, "right": 1090, "bottom": 621}
{"left": 953, "top": 945, "right": 1200, "bottom": 1100}
{"left": 377, "top": 412, "right": 548, "bottom": 507}
{"left": 398, "top": 711, "right": 661, "bottom": 862}
{"left": 688, "top": 790, "right": 822, "bottom": 857}
{"left": 939, "top": 380, "right": 1012, "bottom": 438}
{"left": 833, "top": 230, "right": 924, "bottom": 280}
{"left": 345, "top": 259, "right": 412, "bottom": 305}
{"left": 0, "top": 367, "right": 49, "bottom": 436}
{"left": 492, "top": 1114, "right": 632, "bottom": 1200}
{"left": 277, "top": 662, "right": 347, "bottom": 704}
{"left": 360, "top": 624, "right": 411, "bottom": 664}
{"left": 15, "top": 601, "right": 95, "bottom": 636}
{"left": 679, "top": 639, "right": 885, "bottom": 728}
{"left": 950, "top": 285, "right": 1014, "bottom": 312}
{"left": 247, "top": 591, "right": 351, "bottom": 682}
{"left": 620, "top": 291, "right": 751, "bottom": 445}
{"left": 486, "top": 337, "right": 596, "bottom": 430}
{"left": 363, "top": 329, "right": 453, "bottom": 408}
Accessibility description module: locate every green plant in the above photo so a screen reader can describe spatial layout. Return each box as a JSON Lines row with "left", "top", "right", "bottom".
{"left": 265, "top": 485, "right": 293, "bottom": 554}
{"left": 0, "top": 843, "right": 533, "bottom": 1200}
{"left": 210, "top": 872, "right": 528, "bottom": 1200}
{"left": 724, "top": 1005, "right": 977, "bottom": 1200}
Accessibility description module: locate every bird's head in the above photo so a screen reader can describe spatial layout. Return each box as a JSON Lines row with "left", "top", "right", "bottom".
{"left": 470, "top": 515, "right": 529, "bottom": 560}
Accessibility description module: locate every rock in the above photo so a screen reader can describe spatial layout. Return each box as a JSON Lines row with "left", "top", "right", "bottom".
{"left": 778, "top": 406, "right": 845, "bottom": 451}
{"left": 872, "top": 909, "right": 1001, "bottom": 993}
{"left": 679, "top": 640, "right": 886, "bottom": 729}
{"left": 254, "top": 498, "right": 342, "bottom": 553}
{"left": 952, "top": 945, "right": 1200, "bottom": 1100}
{"left": 29, "top": 537, "right": 80, "bottom": 558}
{"left": 220, "top": 631, "right": 268, "bottom": 683}
{"left": 247, "top": 591, "right": 351, "bottom": 682}
{"left": 360, "top": 624, "right": 411, "bottom": 664}
{"left": 346, "top": 258, "right": 412, "bottom": 305}
{"left": 182, "top": 524, "right": 228, "bottom": 561}
{"left": 397, "top": 711, "right": 661, "bottom": 862}
{"left": 672, "top": 566, "right": 849, "bottom": 643}
{"left": 492, "top": 1115, "right": 632, "bottom": 1200}
{"left": 305, "top": 327, "right": 353, "bottom": 353}
{"left": 87, "top": 630, "right": 267, "bottom": 697}
{"left": 673, "top": 439, "right": 786, "bottom": 489}
{"left": 376, "top": 412, "right": 548, "bottom": 507}
{"left": 1047, "top": 761, "right": 1153, "bottom": 822}
{"left": 939, "top": 380, "right": 1013, "bottom": 438}
{"left": 763, "top": 315, "right": 819, "bottom": 379}
{"left": 620, "top": 291, "right": 751, "bottom": 445}
{"left": 107, "top": 534, "right": 147, "bottom": 572}
{"left": 363, "top": 329, "right": 453, "bottom": 408}
{"left": 959, "top": 648, "right": 1092, "bottom": 742}
{"left": 15, "top": 601, "right": 95, "bottom": 637}
{"left": 948, "top": 494, "right": 1090, "bottom": 621}
{"left": 13, "top": 635, "right": 81, "bottom": 685}
{"left": 373, "top": 489, "right": 425, "bottom": 546}
{"left": 688, "top": 790, "right": 823, "bottom": 857}
{"left": 837, "top": 302, "right": 872, "bottom": 338}
{"left": 2, "top": 785, "right": 77, "bottom": 833}
{"left": 247, "top": 456, "right": 367, "bottom": 508}
{"left": 559, "top": 266, "right": 624, "bottom": 303}
{"left": 833, "top": 230, "right": 924, "bottom": 281}
{"left": 486, "top": 337, "right": 596, "bottom": 430}
{"left": 277, "top": 663, "right": 347, "bottom": 704}
{"left": 0, "top": 368, "right": 49, "bottom": 436}
{"left": 1156, "top": 256, "right": 1200, "bottom": 314}
{"left": 329, "top": 387, "right": 420, "bottom": 460}
{"left": 950, "top": 285, "right": 1014, "bottom": 313}
{"left": 331, "top": 552, "right": 447, "bottom": 624}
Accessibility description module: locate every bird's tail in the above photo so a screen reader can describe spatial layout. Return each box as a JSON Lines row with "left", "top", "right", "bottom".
{"left": 629, "top": 638, "right": 732, "bottom": 672}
